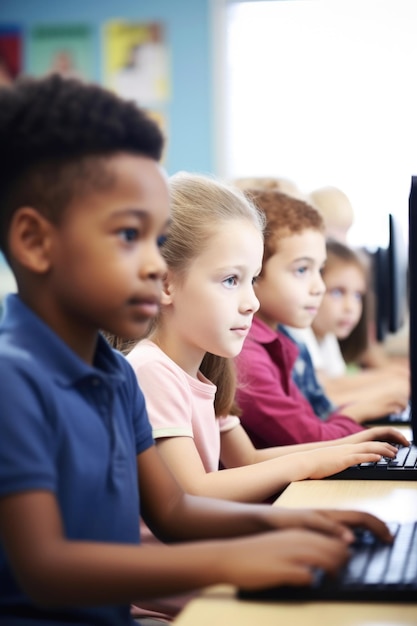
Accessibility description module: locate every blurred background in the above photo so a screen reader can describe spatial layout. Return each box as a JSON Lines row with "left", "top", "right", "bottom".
{"left": 1, "top": 0, "right": 416, "bottom": 304}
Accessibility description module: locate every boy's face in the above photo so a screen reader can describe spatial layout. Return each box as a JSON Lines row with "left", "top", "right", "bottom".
{"left": 312, "top": 261, "right": 365, "bottom": 340}
{"left": 254, "top": 228, "right": 326, "bottom": 330}
{"left": 45, "top": 154, "right": 170, "bottom": 343}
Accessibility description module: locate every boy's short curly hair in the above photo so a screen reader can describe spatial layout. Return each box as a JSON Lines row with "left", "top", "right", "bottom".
{"left": 0, "top": 73, "right": 164, "bottom": 259}
{"left": 243, "top": 188, "right": 325, "bottom": 268}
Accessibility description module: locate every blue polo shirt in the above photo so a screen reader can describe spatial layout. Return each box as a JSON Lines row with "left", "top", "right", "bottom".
{"left": 0, "top": 294, "right": 154, "bottom": 625}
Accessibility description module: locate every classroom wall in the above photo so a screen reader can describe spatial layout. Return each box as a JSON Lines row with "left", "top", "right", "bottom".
{"left": 0, "top": 0, "right": 214, "bottom": 175}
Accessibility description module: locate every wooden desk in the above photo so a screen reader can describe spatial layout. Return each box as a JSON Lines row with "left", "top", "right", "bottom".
{"left": 277, "top": 479, "right": 417, "bottom": 523}
{"left": 173, "top": 480, "right": 417, "bottom": 626}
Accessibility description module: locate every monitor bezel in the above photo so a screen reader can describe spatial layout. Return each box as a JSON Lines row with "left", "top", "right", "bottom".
{"left": 408, "top": 177, "right": 417, "bottom": 443}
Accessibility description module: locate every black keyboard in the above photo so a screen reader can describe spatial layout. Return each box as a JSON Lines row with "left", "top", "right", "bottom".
{"left": 327, "top": 442, "right": 417, "bottom": 480}
{"left": 238, "top": 521, "right": 417, "bottom": 603}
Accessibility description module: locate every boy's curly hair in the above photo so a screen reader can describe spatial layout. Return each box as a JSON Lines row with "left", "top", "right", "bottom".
{"left": 243, "top": 188, "right": 325, "bottom": 270}
{"left": 0, "top": 73, "right": 164, "bottom": 259}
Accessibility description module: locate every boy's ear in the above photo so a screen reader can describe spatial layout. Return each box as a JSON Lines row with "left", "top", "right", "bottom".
{"left": 160, "top": 269, "right": 175, "bottom": 305}
{"left": 8, "top": 207, "right": 54, "bottom": 273}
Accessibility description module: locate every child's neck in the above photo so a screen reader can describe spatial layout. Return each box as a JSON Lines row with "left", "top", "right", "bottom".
{"left": 312, "top": 326, "right": 326, "bottom": 342}
{"left": 18, "top": 289, "right": 98, "bottom": 364}
{"left": 150, "top": 328, "right": 204, "bottom": 378}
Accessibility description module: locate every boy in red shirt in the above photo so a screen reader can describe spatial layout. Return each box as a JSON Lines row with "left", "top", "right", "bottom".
{"left": 235, "top": 189, "right": 408, "bottom": 446}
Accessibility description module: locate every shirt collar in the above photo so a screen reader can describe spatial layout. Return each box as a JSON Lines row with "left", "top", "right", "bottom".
{"left": 249, "top": 316, "right": 300, "bottom": 364}
{"left": 1, "top": 294, "right": 124, "bottom": 389}
{"left": 249, "top": 316, "right": 280, "bottom": 343}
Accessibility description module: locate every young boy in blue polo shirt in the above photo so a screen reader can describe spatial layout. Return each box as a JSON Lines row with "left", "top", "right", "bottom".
{"left": 0, "top": 75, "right": 396, "bottom": 625}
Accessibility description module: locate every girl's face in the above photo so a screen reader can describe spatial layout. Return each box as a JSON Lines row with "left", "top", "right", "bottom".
{"left": 162, "top": 218, "right": 263, "bottom": 374}
{"left": 312, "top": 260, "right": 366, "bottom": 340}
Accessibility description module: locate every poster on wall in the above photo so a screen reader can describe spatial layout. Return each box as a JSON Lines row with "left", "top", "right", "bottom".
{"left": 28, "top": 24, "right": 94, "bottom": 80}
{"left": 0, "top": 24, "right": 23, "bottom": 85}
{"left": 103, "top": 20, "right": 170, "bottom": 107}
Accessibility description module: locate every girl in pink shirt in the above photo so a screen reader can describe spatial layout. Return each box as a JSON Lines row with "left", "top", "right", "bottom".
{"left": 112, "top": 172, "right": 407, "bottom": 505}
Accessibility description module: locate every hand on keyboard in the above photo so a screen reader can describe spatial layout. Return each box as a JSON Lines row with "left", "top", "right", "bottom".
{"left": 238, "top": 521, "right": 417, "bottom": 602}
{"left": 374, "top": 442, "right": 417, "bottom": 469}
{"left": 337, "top": 427, "right": 410, "bottom": 449}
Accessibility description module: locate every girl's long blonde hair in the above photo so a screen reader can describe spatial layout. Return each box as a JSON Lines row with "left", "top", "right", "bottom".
{"left": 107, "top": 172, "right": 265, "bottom": 417}
{"left": 164, "top": 172, "right": 265, "bottom": 416}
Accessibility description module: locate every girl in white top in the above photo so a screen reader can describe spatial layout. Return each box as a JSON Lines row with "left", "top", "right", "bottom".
{"left": 311, "top": 239, "right": 409, "bottom": 420}
{"left": 116, "top": 172, "right": 408, "bottom": 504}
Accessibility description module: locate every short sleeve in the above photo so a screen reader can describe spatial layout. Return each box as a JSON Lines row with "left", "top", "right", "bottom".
{"left": 0, "top": 361, "right": 57, "bottom": 497}
{"left": 218, "top": 414, "right": 240, "bottom": 433}
{"left": 129, "top": 350, "right": 194, "bottom": 439}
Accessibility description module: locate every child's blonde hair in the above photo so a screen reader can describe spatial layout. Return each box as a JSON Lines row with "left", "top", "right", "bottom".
{"left": 323, "top": 238, "right": 370, "bottom": 363}
{"left": 164, "top": 172, "right": 265, "bottom": 416}
{"left": 166, "top": 172, "right": 265, "bottom": 274}
{"left": 309, "top": 185, "right": 354, "bottom": 241}
{"left": 232, "top": 175, "right": 304, "bottom": 199}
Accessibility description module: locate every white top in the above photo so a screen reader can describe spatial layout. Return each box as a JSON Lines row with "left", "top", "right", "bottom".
{"left": 283, "top": 326, "right": 324, "bottom": 369}
{"left": 284, "top": 326, "right": 346, "bottom": 378}
{"left": 316, "top": 333, "right": 347, "bottom": 377}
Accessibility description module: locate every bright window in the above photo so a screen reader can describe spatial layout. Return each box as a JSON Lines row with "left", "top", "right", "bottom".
{"left": 223, "top": 0, "right": 417, "bottom": 246}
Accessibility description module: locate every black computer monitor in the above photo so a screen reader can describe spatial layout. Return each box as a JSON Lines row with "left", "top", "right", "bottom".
{"left": 373, "top": 245, "right": 389, "bottom": 342}
{"left": 388, "top": 213, "right": 408, "bottom": 334}
{"left": 372, "top": 213, "right": 408, "bottom": 342}
{"left": 408, "top": 177, "right": 417, "bottom": 444}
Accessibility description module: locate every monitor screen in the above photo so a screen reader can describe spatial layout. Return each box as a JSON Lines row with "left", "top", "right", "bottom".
{"left": 388, "top": 213, "right": 408, "bottom": 334}
{"left": 372, "top": 213, "right": 408, "bottom": 342}
{"left": 373, "top": 245, "right": 389, "bottom": 342}
{"left": 408, "top": 177, "right": 417, "bottom": 443}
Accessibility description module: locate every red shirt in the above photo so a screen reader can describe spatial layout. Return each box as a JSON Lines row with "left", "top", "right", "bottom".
{"left": 235, "top": 317, "right": 363, "bottom": 447}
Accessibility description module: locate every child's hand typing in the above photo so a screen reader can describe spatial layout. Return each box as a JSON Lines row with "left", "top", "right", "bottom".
{"left": 335, "top": 427, "right": 410, "bottom": 448}
{"left": 264, "top": 507, "right": 393, "bottom": 545}
{"left": 219, "top": 529, "right": 349, "bottom": 590}
{"left": 341, "top": 376, "right": 410, "bottom": 424}
{"left": 295, "top": 440, "right": 400, "bottom": 481}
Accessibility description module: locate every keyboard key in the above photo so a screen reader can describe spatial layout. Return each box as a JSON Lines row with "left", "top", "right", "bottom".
{"left": 384, "top": 523, "right": 414, "bottom": 584}
{"left": 363, "top": 544, "right": 391, "bottom": 584}
{"left": 404, "top": 525, "right": 417, "bottom": 584}
{"left": 389, "top": 446, "right": 411, "bottom": 466}
{"left": 404, "top": 447, "right": 417, "bottom": 467}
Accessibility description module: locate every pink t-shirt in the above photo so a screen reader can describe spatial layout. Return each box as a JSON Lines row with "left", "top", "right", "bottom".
{"left": 127, "top": 339, "right": 240, "bottom": 472}
{"left": 127, "top": 340, "right": 240, "bottom": 621}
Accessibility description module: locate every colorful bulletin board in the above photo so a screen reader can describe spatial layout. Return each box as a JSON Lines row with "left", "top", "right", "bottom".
{"left": 28, "top": 24, "right": 94, "bottom": 80}
{"left": 103, "top": 20, "right": 170, "bottom": 107}
{"left": 0, "top": 24, "right": 23, "bottom": 83}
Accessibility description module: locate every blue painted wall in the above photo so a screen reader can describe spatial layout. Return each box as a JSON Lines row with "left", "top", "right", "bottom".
{"left": 0, "top": 0, "right": 214, "bottom": 175}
